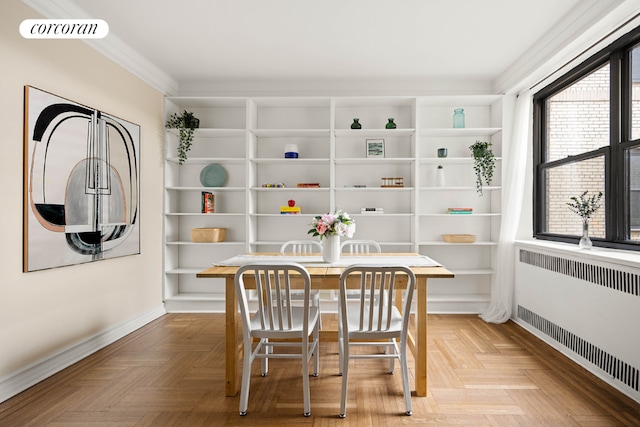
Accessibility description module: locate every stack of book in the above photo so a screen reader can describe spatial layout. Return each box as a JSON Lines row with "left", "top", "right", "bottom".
{"left": 280, "top": 206, "right": 301, "bottom": 214}
{"left": 447, "top": 207, "right": 472, "bottom": 214}
{"left": 361, "top": 207, "right": 384, "bottom": 215}
{"left": 296, "top": 183, "right": 320, "bottom": 188}
{"left": 201, "top": 192, "right": 215, "bottom": 213}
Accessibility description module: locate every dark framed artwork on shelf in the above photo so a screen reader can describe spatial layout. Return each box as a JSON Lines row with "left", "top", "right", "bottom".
{"left": 366, "top": 139, "right": 385, "bottom": 158}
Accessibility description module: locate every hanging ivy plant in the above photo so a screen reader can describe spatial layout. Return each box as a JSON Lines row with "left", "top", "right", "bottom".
{"left": 469, "top": 140, "right": 495, "bottom": 196}
{"left": 165, "top": 110, "right": 199, "bottom": 165}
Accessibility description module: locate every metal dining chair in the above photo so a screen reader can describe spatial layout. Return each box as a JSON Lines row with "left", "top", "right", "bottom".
{"left": 235, "top": 262, "right": 320, "bottom": 417}
{"left": 340, "top": 239, "right": 382, "bottom": 254}
{"left": 280, "top": 240, "right": 323, "bottom": 326}
{"left": 340, "top": 239, "right": 382, "bottom": 301}
{"left": 280, "top": 240, "right": 323, "bottom": 255}
{"left": 337, "top": 264, "right": 415, "bottom": 418}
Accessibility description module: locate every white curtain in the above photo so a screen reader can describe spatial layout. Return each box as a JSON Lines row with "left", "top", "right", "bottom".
{"left": 480, "top": 90, "right": 532, "bottom": 324}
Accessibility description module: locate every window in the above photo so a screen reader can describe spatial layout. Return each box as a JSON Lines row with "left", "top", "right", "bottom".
{"left": 533, "top": 26, "right": 640, "bottom": 250}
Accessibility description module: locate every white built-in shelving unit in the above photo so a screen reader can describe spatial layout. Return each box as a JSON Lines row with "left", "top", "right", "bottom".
{"left": 164, "top": 95, "right": 503, "bottom": 313}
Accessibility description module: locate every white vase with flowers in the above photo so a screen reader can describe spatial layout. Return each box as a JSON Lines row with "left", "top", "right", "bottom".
{"left": 308, "top": 210, "right": 356, "bottom": 263}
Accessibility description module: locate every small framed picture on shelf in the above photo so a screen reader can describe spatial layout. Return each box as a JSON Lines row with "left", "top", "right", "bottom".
{"left": 366, "top": 139, "right": 385, "bottom": 158}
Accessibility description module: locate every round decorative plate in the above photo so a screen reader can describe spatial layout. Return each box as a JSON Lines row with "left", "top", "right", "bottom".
{"left": 199, "top": 163, "right": 226, "bottom": 187}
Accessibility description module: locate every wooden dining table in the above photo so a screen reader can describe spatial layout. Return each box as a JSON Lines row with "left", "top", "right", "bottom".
{"left": 197, "top": 252, "right": 454, "bottom": 397}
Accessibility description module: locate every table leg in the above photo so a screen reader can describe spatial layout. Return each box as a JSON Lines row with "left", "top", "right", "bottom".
{"left": 225, "top": 276, "right": 240, "bottom": 396}
{"left": 415, "top": 277, "right": 428, "bottom": 396}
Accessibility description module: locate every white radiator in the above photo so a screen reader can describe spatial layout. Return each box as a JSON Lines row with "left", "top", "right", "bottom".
{"left": 514, "top": 245, "right": 640, "bottom": 403}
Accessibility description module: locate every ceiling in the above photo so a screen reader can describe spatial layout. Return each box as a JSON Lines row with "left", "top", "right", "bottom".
{"left": 24, "top": 0, "right": 637, "bottom": 95}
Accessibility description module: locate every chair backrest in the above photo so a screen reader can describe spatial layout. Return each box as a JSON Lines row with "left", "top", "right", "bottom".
{"left": 235, "top": 263, "right": 311, "bottom": 333}
{"left": 339, "top": 265, "right": 415, "bottom": 333}
{"left": 280, "top": 240, "right": 322, "bottom": 254}
{"left": 340, "top": 240, "right": 382, "bottom": 254}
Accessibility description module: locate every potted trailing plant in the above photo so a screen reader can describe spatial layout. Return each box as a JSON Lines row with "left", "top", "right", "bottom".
{"left": 470, "top": 140, "right": 495, "bottom": 195}
{"left": 165, "top": 110, "right": 200, "bottom": 164}
{"left": 567, "top": 190, "right": 603, "bottom": 249}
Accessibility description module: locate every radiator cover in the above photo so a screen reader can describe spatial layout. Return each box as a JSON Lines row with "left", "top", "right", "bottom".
{"left": 515, "top": 247, "right": 640, "bottom": 402}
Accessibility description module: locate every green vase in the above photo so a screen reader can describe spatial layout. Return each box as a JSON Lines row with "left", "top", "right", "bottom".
{"left": 385, "top": 118, "right": 396, "bottom": 129}
{"left": 351, "top": 118, "right": 361, "bottom": 129}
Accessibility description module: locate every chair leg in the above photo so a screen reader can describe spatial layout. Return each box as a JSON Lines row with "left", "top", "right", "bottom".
{"left": 239, "top": 338, "right": 254, "bottom": 416}
{"left": 388, "top": 339, "right": 397, "bottom": 374}
{"left": 302, "top": 337, "right": 311, "bottom": 417}
{"left": 339, "top": 343, "right": 349, "bottom": 418}
{"left": 400, "top": 345, "right": 412, "bottom": 416}
{"left": 261, "top": 338, "right": 269, "bottom": 376}
{"left": 380, "top": 337, "right": 392, "bottom": 355}
{"left": 337, "top": 304, "right": 343, "bottom": 376}
{"left": 313, "top": 292, "right": 322, "bottom": 329}
{"left": 312, "top": 322, "right": 319, "bottom": 377}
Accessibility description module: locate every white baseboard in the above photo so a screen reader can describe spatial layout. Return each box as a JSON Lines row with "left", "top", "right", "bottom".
{"left": 0, "top": 304, "right": 166, "bottom": 404}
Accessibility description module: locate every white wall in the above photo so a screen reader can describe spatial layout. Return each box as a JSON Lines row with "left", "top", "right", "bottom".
{"left": 0, "top": 0, "right": 165, "bottom": 400}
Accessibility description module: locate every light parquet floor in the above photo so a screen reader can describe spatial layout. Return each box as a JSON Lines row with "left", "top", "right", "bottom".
{"left": 1, "top": 313, "right": 639, "bottom": 426}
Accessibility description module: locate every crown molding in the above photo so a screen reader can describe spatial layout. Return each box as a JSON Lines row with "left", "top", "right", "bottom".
{"left": 492, "top": 0, "right": 635, "bottom": 94}
{"left": 21, "top": 0, "right": 179, "bottom": 95}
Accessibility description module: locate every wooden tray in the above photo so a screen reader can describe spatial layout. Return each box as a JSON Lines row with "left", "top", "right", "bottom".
{"left": 442, "top": 234, "right": 476, "bottom": 243}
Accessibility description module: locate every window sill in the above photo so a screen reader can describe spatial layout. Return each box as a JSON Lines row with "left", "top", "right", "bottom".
{"left": 515, "top": 239, "right": 640, "bottom": 269}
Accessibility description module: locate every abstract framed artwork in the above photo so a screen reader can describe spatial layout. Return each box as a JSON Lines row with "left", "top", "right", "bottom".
{"left": 23, "top": 86, "right": 140, "bottom": 272}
